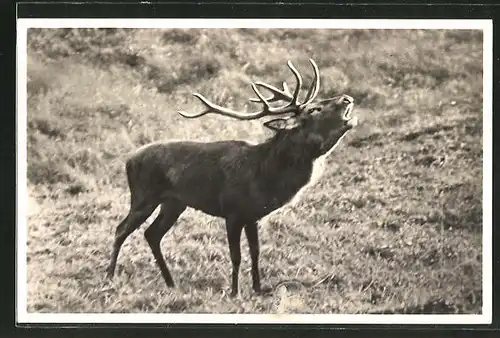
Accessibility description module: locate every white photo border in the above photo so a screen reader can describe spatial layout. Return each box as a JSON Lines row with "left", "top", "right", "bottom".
{"left": 16, "top": 18, "right": 493, "bottom": 325}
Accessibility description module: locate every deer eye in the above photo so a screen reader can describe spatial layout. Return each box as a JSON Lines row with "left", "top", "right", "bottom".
{"left": 308, "top": 107, "right": 322, "bottom": 116}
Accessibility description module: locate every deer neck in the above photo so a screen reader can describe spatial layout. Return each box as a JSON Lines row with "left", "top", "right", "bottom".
{"left": 254, "top": 126, "right": 352, "bottom": 182}
{"left": 256, "top": 132, "right": 320, "bottom": 176}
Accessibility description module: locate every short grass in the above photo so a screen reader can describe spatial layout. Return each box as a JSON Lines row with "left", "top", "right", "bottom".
{"left": 25, "top": 28, "right": 483, "bottom": 314}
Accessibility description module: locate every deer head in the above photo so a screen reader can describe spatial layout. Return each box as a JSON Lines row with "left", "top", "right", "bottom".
{"left": 178, "top": 58, "right": 357, "bottom": 157}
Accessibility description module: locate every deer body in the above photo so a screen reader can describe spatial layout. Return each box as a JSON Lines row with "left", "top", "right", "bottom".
{"left": 128, "top": 122, "right": 350, "bottom": 221}
{"left": 106, "top": 59, "right": 357, "bottom": 297}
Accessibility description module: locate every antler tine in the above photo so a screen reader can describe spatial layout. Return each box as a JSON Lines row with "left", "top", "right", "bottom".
{"left": 248, "top": 81, "right": 293, "bottom": 103}
{"left": 249, "top": 82, "right": 299, "bottom": 116}
{"left": 247, "top": 83, "right": 297, "bottom": 116}
{"left": 249, "top": 83, "right": 273, "bottom": 112}
{"left": 302, "top": 58, "right": 321, "bottom": 105}
{"left": 286, "top": 60, "right": 303, "bottom": 106}
{"left": 178, "top": 93, "right": 223, "bottom": 118}
{"left": 249, "top": 60, "right": 303, "bottom": 106}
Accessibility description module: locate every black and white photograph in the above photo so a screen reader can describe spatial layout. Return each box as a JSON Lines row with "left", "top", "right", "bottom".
{"left": 16, "top": 18, "right": 492, "bottom": 324}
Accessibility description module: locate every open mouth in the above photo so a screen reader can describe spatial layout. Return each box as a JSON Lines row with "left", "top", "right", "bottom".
{"left": 343, "top": 102, "right": 354, "bottom": 120}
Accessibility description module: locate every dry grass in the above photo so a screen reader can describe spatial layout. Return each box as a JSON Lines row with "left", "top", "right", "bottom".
{"left": 25, "top": 28, "right": 483, "bottom": 314}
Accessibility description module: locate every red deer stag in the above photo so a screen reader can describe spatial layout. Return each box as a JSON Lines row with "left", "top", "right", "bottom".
{"left": 106, "top": 59, "right": 358, "bottom": 297}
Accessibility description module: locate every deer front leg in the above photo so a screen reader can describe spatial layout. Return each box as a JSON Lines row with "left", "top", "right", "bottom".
{"left": 226, "top": 218, "right": 244, "bottom": 297}
{"left": 244, "top": 222, "right": 272, "bottom": 295}
{"left": 244, "top": 222, "right": 261, "bottom": 293}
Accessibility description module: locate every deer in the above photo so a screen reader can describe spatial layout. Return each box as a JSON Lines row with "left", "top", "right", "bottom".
{"left": 106, "top": 58, "right": 358, "bottom": 297}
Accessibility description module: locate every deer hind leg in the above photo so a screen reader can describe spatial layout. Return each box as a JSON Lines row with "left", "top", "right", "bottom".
{"left": 144, "top": 198, "right": 186, "bottom": 288}
{"left": 106, "top": 202, "right": 158, "bottom": 279}
{"left": 107, "top": 157, "right": 164, "bottom": 279}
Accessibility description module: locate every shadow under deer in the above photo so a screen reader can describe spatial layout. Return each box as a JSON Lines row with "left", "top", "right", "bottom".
{"left": 106, "top": 58, "right": 358, "bottom": 297}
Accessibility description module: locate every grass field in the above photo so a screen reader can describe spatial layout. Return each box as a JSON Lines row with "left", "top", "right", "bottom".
{"left": 24, "top": 27, "right": 484, "bottom": 314}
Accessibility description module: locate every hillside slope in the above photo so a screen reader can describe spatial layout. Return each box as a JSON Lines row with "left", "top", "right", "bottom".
{"left": 26, "top": 28, "right": 483, "bottom": 314}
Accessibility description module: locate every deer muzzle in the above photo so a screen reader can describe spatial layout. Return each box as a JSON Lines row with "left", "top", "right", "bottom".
{"left": 342, "top": 100, "right": 357, "bottom": 128}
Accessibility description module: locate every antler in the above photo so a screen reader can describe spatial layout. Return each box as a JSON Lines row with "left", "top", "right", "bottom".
{"left": 178, "top": 85, "right": 299, "bottom": 120}
{"left": 249, "top": 58, "right": 320, "bottom": 105}
{"left": 178, "top": 58, "right": 321, "bottom": 121}
{"left": 302, "top": 58, "right": 320, "bottom": 105}
{"left": 249, "top": 81, "right": 293, "bottom": 103}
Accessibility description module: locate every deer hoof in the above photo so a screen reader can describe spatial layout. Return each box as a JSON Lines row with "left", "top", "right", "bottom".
{"left": 255, "top": 285, "right": 273, "bottom": 296}
{"left": 105, "top": 267, "right": 115, "bottom": 279}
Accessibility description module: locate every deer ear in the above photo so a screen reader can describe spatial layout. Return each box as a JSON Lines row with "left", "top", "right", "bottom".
{"left": 263, "top": 117, "right": 301, "bottom": 131}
